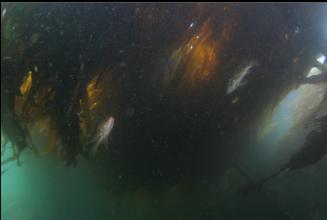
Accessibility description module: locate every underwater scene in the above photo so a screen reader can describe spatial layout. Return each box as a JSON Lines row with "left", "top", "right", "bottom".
{"left": 1, "top": 3, "right": 327, "bottom": 220}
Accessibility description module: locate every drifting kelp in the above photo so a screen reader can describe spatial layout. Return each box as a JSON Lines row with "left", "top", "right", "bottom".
{"left": 1, "top": 4, "right": 326, "bottom": 197}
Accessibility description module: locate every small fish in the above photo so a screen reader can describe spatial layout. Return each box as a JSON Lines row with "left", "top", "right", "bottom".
{"left": 227, "top": 61, "right": 258, "bottom": 94}
{"left": 88, "top": 116, "right": 115, "bottom": 154}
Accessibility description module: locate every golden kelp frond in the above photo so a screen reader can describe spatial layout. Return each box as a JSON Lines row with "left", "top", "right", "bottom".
{"left": 80, "top": 71, "right": 114, "bottom": 137}
{"left": 87, "top": 72, "right": 113, "bottom": 107}
{"left": 86, "top": 74, "right": 101, "bottom": 101}
{"left": 20, "top": 71, "right": 32, "bottom": 96}
{"left": 164, "top": 18, "right": 233, "bottom": 91}
{"left": 184, "top": 22, "right": 219, "bottom": 82}
{"left": 15, "top": 86, "right": 52, "bottom": 122}
{"left": 27, "top": 117, "right": 60, "bottom": 157}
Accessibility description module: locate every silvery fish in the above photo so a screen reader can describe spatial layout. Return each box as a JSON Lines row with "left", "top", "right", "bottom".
{"left": 87, "top": 116, "right": 115, "bottom": 155}
{"left": 227, "top": 61, "right": 258, "bottom": 94}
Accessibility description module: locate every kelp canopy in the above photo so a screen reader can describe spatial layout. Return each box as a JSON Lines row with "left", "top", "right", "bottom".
{"left": 1, "top": 3, "right": 326, "bottom": 190}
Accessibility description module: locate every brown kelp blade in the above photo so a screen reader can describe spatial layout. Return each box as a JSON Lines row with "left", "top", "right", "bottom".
{"left": 238, "top": 167, "right": 286, "bottom": 194}
{"left": 286, "top": 119, "right": 326, "bottom": 170}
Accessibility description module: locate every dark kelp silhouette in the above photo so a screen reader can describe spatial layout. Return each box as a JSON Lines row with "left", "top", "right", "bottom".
{"left": 239, "top": 114, "right": 327, "bottom": 194}
{"left": 1, "top": 58, "right": 28, "bottom": 166}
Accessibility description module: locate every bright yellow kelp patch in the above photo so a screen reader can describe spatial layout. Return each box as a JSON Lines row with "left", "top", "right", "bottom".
{"left": 20, "top": 71, "right": 32, "bottom": 96}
